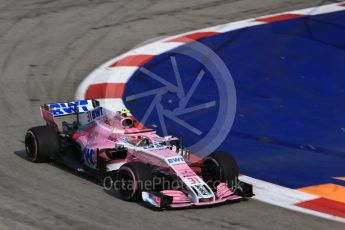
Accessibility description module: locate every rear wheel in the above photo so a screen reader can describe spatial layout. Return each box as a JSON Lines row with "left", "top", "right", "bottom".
{"left": 202, "top": 151, "right": 239, "bottom": 190}
{"left": 116, "top": 162, "right": 153, "bottom": 201}
{"left": 25, "top": 126, "right": 60, "bottom": 162}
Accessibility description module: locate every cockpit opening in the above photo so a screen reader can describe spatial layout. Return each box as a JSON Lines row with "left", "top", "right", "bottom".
{"left": 121, "top": 118, "right": 134, "bottom": 128}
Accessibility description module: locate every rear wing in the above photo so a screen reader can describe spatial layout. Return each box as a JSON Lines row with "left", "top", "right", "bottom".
{"left": 44, "top": 99, "right": 99, "bottom": 117}
{"left": 40, "top": 99, "right": 100, "bottom": 129}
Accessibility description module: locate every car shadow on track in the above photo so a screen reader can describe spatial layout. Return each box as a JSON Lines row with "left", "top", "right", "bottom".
{"left": 14, "top": 150, "right": 28, "bottom": 160}
{"left": 14, "top": 149, "right": 126, "bottom": 200}
{"left": 14, "top": 149, "right": 101, "bottom": 184}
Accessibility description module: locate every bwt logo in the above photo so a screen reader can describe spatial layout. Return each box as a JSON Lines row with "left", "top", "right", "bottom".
{"left": 167, "top": 156, "right": 185, "bottom": 164}
{"left": 87, "top": 107, "right": 103, "bottom": 122}
{"left": 49, "top": 100, "right": 90, "bottom": 116}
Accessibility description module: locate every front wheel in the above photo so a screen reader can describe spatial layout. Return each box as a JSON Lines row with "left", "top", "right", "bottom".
{"left": 116, "top": 162, "right": 153, "bottom": 201}
{"left": 25, "top": 126, "right": 60, "bottom": 162}
{"left": 201, "top": 151, "right": 239, "bottom": 190}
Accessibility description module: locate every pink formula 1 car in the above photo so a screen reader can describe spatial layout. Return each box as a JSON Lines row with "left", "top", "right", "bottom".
{"left": 25, "top": 99, "right": 253, "bottom": 209}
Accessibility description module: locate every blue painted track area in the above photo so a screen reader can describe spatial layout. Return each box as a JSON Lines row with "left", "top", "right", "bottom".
{"left": 124, "top": 10, "right": 345, "bottom": 189}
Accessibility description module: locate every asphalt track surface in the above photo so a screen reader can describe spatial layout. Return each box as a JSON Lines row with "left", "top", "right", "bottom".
{"left": 0, "top": 0, "right": 344, "bottom": 229}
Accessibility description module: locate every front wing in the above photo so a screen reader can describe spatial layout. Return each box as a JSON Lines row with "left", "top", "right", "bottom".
{"left": 142, "top": 181, "right": 253, "bottom": 209}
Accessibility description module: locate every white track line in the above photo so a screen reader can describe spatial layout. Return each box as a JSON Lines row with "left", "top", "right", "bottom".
{"left": 239, "top": 175, "right": 345, "bottom": 223}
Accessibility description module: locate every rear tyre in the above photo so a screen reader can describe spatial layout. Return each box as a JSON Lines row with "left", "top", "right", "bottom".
{"left": 202, "top": 151, "right": 239, "bottom": 190}
{"left": 116, "top": 162, "right": 153, "bottom": 201}
{"left": 25, "top": 126, "right": 60, "bottom": 162}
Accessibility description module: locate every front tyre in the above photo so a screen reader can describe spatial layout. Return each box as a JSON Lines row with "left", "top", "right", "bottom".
{"left": 25, "top": 126, "right": 60, "bottom": 162}
{"left": 202, "top": 151, "right": 239, "bottom": 190}
{"left": 116, "top": 162, "right": 153, "bottom": 201}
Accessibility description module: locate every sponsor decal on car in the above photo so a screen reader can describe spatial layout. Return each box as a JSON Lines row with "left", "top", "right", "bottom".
{"left": 83, "top": 148, "right": 95, "bottom": 166}
{"left": 166, "top": 156, "right": 185, "bottom": 165}
{"left": 48, "top": 100, "right": 93, "bottom": 116}
{"left": 86, "top": 107, "right": 104, "bottom": 122}
{"left": 121, "top": 136, "right": 128, "bottom": 142}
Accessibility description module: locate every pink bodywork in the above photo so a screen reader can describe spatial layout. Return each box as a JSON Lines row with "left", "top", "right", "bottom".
{"left": 41, "top": 104, "right": 243, "bottom": 208}
{"left": 70, "top": 109, "right": 183, "bottom": 170}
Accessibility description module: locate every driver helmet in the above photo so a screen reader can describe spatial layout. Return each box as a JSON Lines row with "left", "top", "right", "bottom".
{"left": 118, "top": 108, "right": 131, "bottom": 117}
